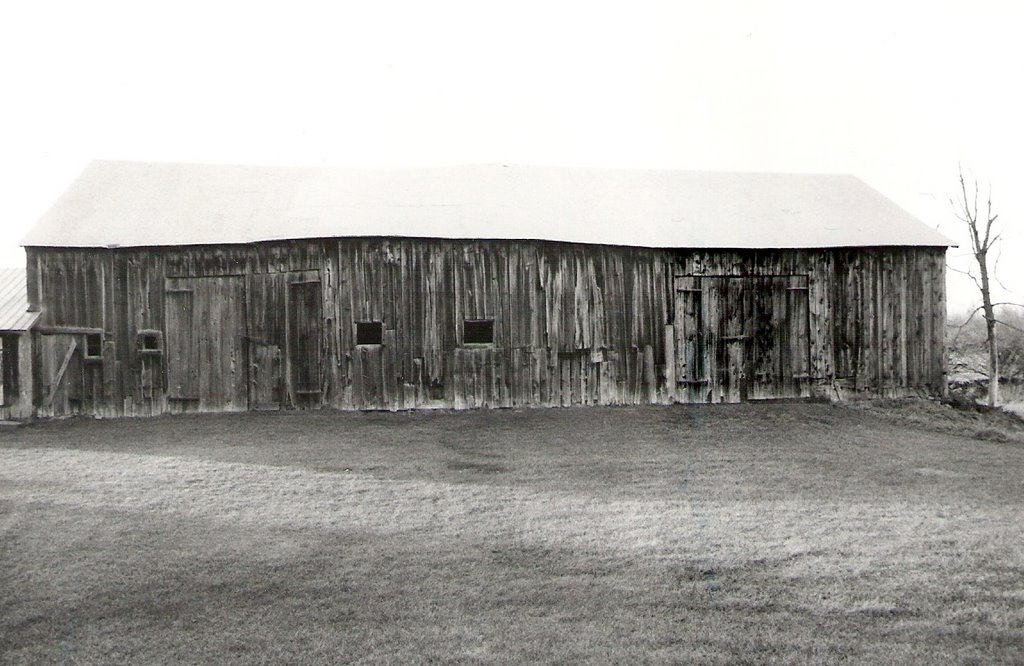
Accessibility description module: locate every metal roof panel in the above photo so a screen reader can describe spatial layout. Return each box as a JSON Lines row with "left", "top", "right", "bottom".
{"left": 0, "top": 268, "right": 39, "bottom": 331}
{"left": 23, "top": 161, "right": 955, "bottom": 250}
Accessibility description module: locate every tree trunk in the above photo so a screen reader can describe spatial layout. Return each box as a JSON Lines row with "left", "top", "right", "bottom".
{"left": 955, "top": 167, "right": 1003, "bottom": 408}
{"left": 986, "top": 311, "right": 999, "bottom": 407}
{"left": 979, "top": 250, "right": 999, "bottom": 406}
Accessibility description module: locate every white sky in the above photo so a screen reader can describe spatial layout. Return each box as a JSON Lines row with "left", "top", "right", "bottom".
{"left": 2, "top": 0, "right": 1022, "bottom": 315}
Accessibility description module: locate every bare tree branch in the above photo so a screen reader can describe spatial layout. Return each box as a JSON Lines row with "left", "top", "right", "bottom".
{"left": 948, "top": 305, "right": 989, "bottom": 347}
{"left": 948, "top": 302, "right": 1024, "bottom": 332}
{"left": 994, "top": 318, "right": 1024, "bottom": 334}
{"left": 992, "top": 240, "right": 1009, "bottom": 291}
{"left": 949, "top": 304, "right": 985, "bottom": 331}
{"left": 953, "top": 164, "right": 1002, "bottom": 406}
{"left": 983, "top": 183, "right": 995, "bottom": 249}
{"left": 947, "top": 263, "right": 984, "bottom": 291}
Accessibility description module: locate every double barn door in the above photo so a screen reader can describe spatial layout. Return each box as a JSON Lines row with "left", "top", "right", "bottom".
{"left": 164, "top": 273, "right": 322, "bottom": 411}
{"left": 674, "top": 275, "right": 811, "bottom": 403}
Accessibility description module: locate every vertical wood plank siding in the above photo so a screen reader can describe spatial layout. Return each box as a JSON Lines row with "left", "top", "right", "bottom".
{"left": 26, "top": 241, "right": 947, "bottom": 416}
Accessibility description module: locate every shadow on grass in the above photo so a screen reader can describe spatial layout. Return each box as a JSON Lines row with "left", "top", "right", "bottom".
{"left": 6, "top": 499, "right": 1016, "bottom": 664}
{"left": 3, "top": 402, "right": 1024, "bottom": 662}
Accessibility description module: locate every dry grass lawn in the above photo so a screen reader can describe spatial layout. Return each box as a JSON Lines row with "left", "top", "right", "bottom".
{"left": 2, "top": 400, "right": 1023, "bottom": 664}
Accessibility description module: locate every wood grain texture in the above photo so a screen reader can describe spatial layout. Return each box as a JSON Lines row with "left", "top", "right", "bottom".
{"left": 26, "top": 242, "right": 947, "bottom": 415}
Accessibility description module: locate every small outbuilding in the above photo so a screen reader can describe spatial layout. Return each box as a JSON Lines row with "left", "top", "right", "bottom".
{"left": 0, "top": 268, "right": 39, "bottom": 420}
{"left": 21, "top": 161, "right": 952, "bottom": 417}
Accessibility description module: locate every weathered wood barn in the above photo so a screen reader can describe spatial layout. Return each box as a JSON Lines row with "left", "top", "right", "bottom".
{"left": 21, "top": 161, "right": 952, "bottom": 418}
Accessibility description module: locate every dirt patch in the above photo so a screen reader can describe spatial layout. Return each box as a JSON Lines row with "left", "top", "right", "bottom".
{"left": 446, "top": 459, "right": 510, "bottom": 474}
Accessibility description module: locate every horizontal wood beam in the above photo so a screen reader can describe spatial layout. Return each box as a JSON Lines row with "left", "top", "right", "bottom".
{"left": 36, "top": 326, "right": 104, "bottom": 336}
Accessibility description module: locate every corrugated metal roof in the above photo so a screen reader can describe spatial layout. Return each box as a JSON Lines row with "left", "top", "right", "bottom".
{"left": 0, "top": 267, "right": 39, "bottom": 331}
{"left": 23, "top": 161, "right": 955, "bottom": 250}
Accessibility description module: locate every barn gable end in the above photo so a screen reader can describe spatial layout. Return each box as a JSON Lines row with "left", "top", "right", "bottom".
{"left": 21, "top": 163, "right": 951, "bottom": 418}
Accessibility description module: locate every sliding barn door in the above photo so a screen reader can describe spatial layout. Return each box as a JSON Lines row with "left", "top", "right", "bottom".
{"left": 673, "top": 276, "right": 708, "bottom": 403}
{"left": 165, "top": 276, "right": 248, "bottom": 412}
{"left": 247, "top": 273, "right": 286, "bottom": 410}
{"left": 674, "top": 275, "right": 810, "bottom": 403}
{"left": 745, "top": 276, "right": 811, "bottom": 400}
{"left": 288, "top": 275, "right": 323, "bottom": 408}
{"left": 246, "top": 271, "right": 322, "bottom": 410}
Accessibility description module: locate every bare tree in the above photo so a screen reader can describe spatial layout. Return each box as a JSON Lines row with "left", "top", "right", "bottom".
{"left": 950, "top": 165, "right": 1001, "bottom": 406}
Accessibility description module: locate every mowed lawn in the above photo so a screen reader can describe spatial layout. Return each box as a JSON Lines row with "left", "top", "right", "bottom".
{"left": 2, "top": 402, "right": 1023, "bottom": 664}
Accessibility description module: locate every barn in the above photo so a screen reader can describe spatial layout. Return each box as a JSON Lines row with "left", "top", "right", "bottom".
{"left": 21, "top": 161, "right": 952, "bottom": 418}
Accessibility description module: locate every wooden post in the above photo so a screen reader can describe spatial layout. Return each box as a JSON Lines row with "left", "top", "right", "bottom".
{"left": 643, "top": 344, "right": 656, "bottom": 404}
{"left": 663, "top": 324, "right": 676, "bottom": 404}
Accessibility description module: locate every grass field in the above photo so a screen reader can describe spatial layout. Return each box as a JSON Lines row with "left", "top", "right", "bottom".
{"left": 2, "top": 400, "right": 1023, "bottom": 664}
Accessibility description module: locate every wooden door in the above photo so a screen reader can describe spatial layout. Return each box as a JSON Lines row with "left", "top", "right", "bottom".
{"left": 675, "top": 275, "right": 810, "bottom": 403}
{"left": 673, "top": 276, "right": 707, "bottom": 403}
{"left": 708, "top": 277, "right": 747, "bottom": 403}
{"left": 165, "top": 276, "right": 248, "bottom": 412}
{"left": 246, "top": 271, "right": 322, "bottom": 410}
{"left": 248, "top": 343, "right": 282, "bottom": 410}
{"left": 247, "top": 272, "right": 286, "bottom": 410}
{"left": 287, "top": 276, "right": 322, "bottom": 408}
{"left": 165, "top": 288, "right": 198, "bottom": 401}
{"left": 781, "top": 275, "right": 811, "bottom": 398}
{"left": 37, "top": 333, "right": 83, "bottom": 417}
{"left": 742, "top": 275, "right": 811, "bottom": 399}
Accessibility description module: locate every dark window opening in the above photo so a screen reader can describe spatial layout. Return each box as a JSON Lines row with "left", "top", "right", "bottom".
{"left": 463, "top": 319, "right": 494, "bottom": 345}
{"left": 1, "top": 335, "right": 18, "bottom": 405}
{"left": 85, "top": 333, "right": 103, "bottom": 359}
{"left": 355, "top": 321, "right": 384, "bottom": 346}
{"left": 138, "top": 330, "right": 162, "bottom": 353}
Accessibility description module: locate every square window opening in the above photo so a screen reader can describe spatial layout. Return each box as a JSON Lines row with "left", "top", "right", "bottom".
{"left": 138, "top": 330, "right": 162, "bottom": 353}
{"left": 355, "top": 321, "right": 384, "bottom": 346}
{"left": 463, "top": 319, "right": 494, "bottom": 345}
{"left": 85, "top": 333, "right": 103, "bottom": 359}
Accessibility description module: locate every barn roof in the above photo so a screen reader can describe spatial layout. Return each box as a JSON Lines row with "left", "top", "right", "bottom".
{"left": 23, "top": 161, "right": 954, "bottom": 250}
{"left": 0, "top": 268, "right": 39, "bottom": 332}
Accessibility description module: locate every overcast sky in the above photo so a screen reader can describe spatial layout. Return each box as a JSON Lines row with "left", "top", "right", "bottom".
{"left": 2, "top": 1, "right": 1022, "bottom": 314}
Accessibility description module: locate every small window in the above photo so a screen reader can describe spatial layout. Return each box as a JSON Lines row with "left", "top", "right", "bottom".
{"left": 355, "top": 321, "right": 383, "bottom": 346}
{"left": 84, "top": 333, "right": 103, "bottom": 360}
{"left": 463, "top": 319, "right": 494, "bottom": 345}
{"left": 137, "top": 330, "right": 162, "bottom": 354}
